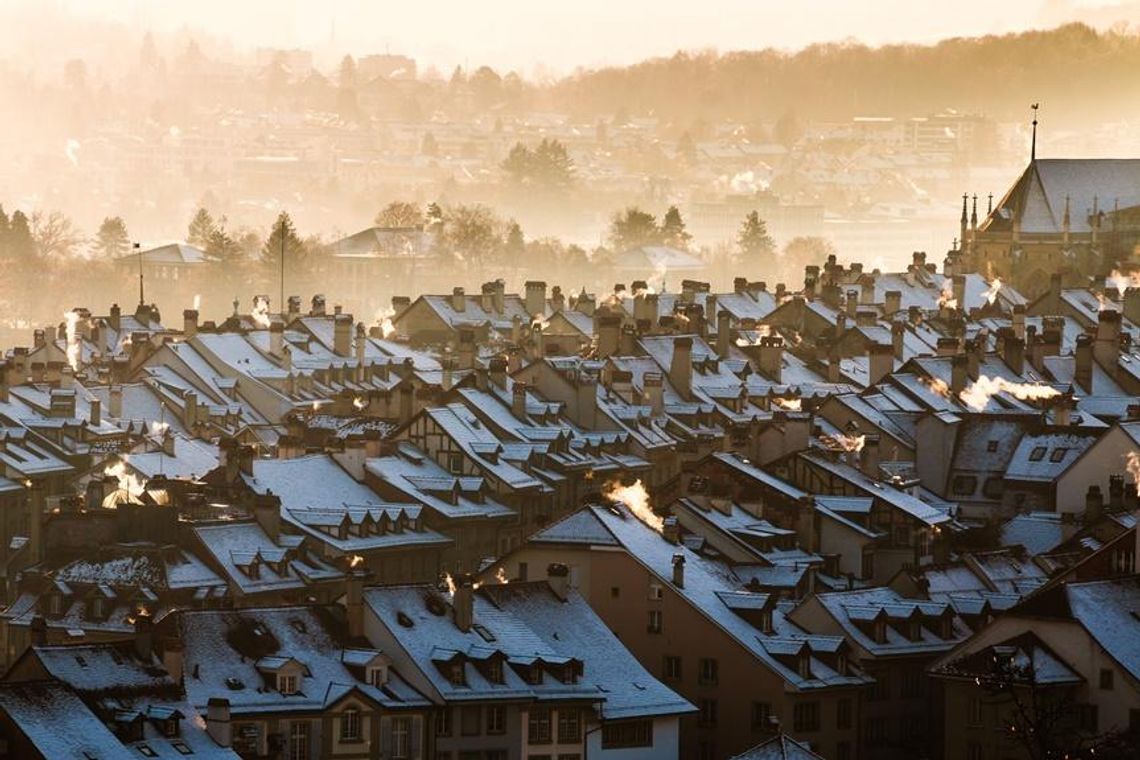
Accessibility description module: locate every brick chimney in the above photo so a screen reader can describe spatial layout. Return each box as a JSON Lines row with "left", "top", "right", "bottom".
{"left": 860, "top": 434, "right": 881, "bottom": 477}
{"left": 457, "top": 328, "right": 475, "bottom": 370}
{"left": 669, "top": 337, "right": 693, "bottom": 400}
{"left": 758, "top": 336, "right": 784, "bottom": 383}
{"left": 662, "top": 516, "right": 681, "bottom": 545}
{"left": 134, "top": 613, "right": 155, "bottom": 662}
{"left": 183, "top": 309, "right": 199, "bottom": 338}
{"left": 597, "top": 315, "right": 621, "bottom": 358}
{"left": 716, "top": 310, "right": 732, "bottom": 359}
{"left": 868, "top": 343, "right": 893, "bottom": 387}
{"left": 1085, "top": 485, "right": 1104, "bottom": 524}
{"left": 884, "top": 290, "right": 902, "bottom": 315}
{"left": 269, "top": 321, "right": 283, "bottom": 357}
{"left": 512, "top": 381, "right": 528, "bottom": 419}
{"left": 451, "top": 287, "right": 466, "bottom": 313}
{"left": 671, "top": 553, "right": 685, "bottom": 588}
{"left": 333, "top": 314, "right": 353, "bottom": 357}
{"left": 311, "top": 294, "right": 327, "bottom": 316}
{"left": 346, "top": 567, "right": 365, "bottom": 638}
{"left": 1075, "top": 334, "right": 1093, "bottom": 393}
{"left": 1094, "top": 309, "right": 1122, "bottom": 371}
{"left": 253, "top": 492, "right": 281, "bottom": 541}
{"left": 644, "top": 372, "right": 664, "bottom": 416}
{"left": 951, "top": 354, "right": 969, "bottom": 396}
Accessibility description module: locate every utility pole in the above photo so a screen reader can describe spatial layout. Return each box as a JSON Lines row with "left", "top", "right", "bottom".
{"left": 279, "top": 215, "right": 286, "bottom": 315}
{"left": 135, "top": 242, "right": 143, "bottom": 305}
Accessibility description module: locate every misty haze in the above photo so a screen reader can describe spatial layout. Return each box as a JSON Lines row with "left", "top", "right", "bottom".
{"left": 0, "top": 2, "right": 1138, "bottom": 759}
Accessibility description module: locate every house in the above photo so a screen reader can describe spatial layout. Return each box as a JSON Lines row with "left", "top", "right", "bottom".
{"left": 362, "top": 577, "right": 693, "bottom": 759}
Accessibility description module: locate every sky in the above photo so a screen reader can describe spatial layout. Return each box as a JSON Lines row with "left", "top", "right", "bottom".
{"left": 24, "top": 0, "right": 1140, "bottom": 75}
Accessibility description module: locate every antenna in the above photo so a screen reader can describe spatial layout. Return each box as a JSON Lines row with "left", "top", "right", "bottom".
{"left": 279, "top": 215, "right": 286, "bottom": 316}
{"left": 1030, "top": 103, "right": 1040, "bottom": 161}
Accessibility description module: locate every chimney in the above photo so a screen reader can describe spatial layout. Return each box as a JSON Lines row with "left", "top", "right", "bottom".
{"left": 183, "top": 309, "right": 199, "bottom": 338}
{"left": 453, "top": 574, "right": 474, "bottom": 632}
{"left": 619, "top": 324, "right": 637, "bottom": 355}
{"left": 1124, "top": 288, "right": 1140, "bottom": 326}
{"left": 884, "top": 290, "right": 902, "bottom": 315}
{"left": 1002, "top": 332, "right": 1025, "bottom": 376}
{"left": 287, "top": 295, "right": 302, "bottom": 320}
{"left": 670, "top": 337, "right": 693, "bottom": 400}
{"left": 512, "top": 381, "right": 528, "bottom": 419}
{"left": 480, "top": 282, "right": 495, "bottom": 314}
{"left": 253, "top": 493, "right": 281, "bottom": 541}
{"left": 162, "top": 639, "right": 184, "bottom": 684}
{"left": 597, "top": 315, "right": 621, "bottom": 358}
{"left": 868, "top": 343, "right": 893, "bottom": 387}
{"left": 134, "top": 614, "right": 154, "bottom": 662}
{"left": 1075, "top": 334, "right": 1093, "bottom": 393}
{"left": 671, "top": 553, "right": 685, "bottom": 588}
{"left": 269, "top": 322, "right": 284, "bottom": 357}
{"left": 860, "top": 277, "right": 875, "bottom": 305}
{"left": 457, "top": 328, "right": 475, "bottom": 370}
{"left": 1094, "top": 309, "right": 1122, "bottom": 370}
{"left": 110, "top": 385, "right": 123, "bottom": 418}
{"left": 524, "top": 280, "right": 547, "bottom": 317}
{"left": 1011, "top": 305, "right": 1026, "bottom": 340}
{"left": 346, "top": 567, "right": 365, "bottom": 638}
{"left": 860, "top": 434, "right": 881, "bottom": 477}
{"left": 952, "top": 275, "right": 966, "bottom": 309}
{"left": 716, "top": 310, "right": 732, "bottom": 359}
{"left": 1054, "top": 393, "right": 1073, "bottom": 427}
{"left": 451, "top": 287, "right": 466, "bottom": 313}
{"left": 1085, "top": 485, "right": 1104, "bottom": 524}
{"left": 951, "top": 354, "right": 968, "bottom": 396}
{"left": 891, "top": 321, "right": 906, "bottom": 360}
{"left": 644, "top": 372, "right": 665, "bottom": 416}
{"left": 162, "top": 427, "right": 175, "bottom": 457}
{"left": 757, "top": 336, "right": 784, "bottom": 383}
{"left": 532, "top": 323, "right": 545, "bottom": 359}
{"left": 355, "top": 322, "right": 367, "bottom": 377}
{"left": 1109, "top": 474, "right": 1125, "bottom": 511}
{"left": 109, "top": 303, "right": 121, "bottom": 332}
{"left": 488, "top": 357, "right": 507, "bottom": 388}
{"left": 206, "top": 698, "right": 232, "bottom": 748}
{"left": 311, "top": 295, "right": 327, "bottom": 316}
{"left": 551, "top": 285, "right": 565, "bottom": 313}
{"left": 398, "top": 385, "right": 414, "bottom": 423}
{"left": 663, "top": 516, "right": 681, "bottom": 545}
{"left": 30, "top": 615, "right": 47, "bottom": 647}
{"left": 89, "top": 398, "right": 101, "bottom": 426}
{"left": 845, "top": 289, "right": 858, "bottom": 318}
{"left": 333, "top": 314, "right": 353, "bottom": 357}
{"left": 547, "top": 563, "right": 570, "bottom": 600}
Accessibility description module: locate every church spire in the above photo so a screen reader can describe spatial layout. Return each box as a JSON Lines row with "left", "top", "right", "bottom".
{"left": 970, "top": 194, "right": 978, "bottom": 230}
{"left": 1030, "top": 103, "right": 1039, "bottom": 161}
{"left": 960, "top": 193, "right": 968, "bottom": 246}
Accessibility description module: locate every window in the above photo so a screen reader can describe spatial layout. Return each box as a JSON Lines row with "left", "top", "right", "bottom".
{"left": 1099, "top": 669, "right": 1114, "bottom": 690}
{"left": 1050, "top": 447, "right": 1069, "bottom": 463}
{"left": 289, "top": 721, "right": 309, "bottom": 760}
{"left": 368, "top": 667, "right": 385, "bottom": 686}
{"left": 793, "top": 702, "right": 819, "bottom": 732}
{"left": 837, "top": 698, "right": 852, "bottom": 730}
{"left": 866, "top": 716, "right": 887, "bottom": 744}
{"left": 986, "top": 440, "right": 999, "bottom": 452}
{"left": 869, "top": 671, "right": 891, "bottom": 701}
{"left": 698, "top": 658, "right": 718, "bottom": 685}
{"left": 610, "top": 586, "right": 620, "bottom": 598}
{"left": 1028, "top": 446, "right": 1046, "bottom": 462}
{"left": 901, "top": 667, "right": 924, "bottom": 697}
{"left": 836, "top": 742, "right": 851, "bottom": 760}
{"left": 751, "top": 702, "right": 771, "bottom": 732}
{"left": 528, "top": 707, "right": 552, "bottom": 744}
{"left": 648, "top": 610, "right": 663, "bottom": 634}
{"left": 278, "top": 674, "right": 298, "bottom": 695}
{"left": 461, "top": 706, "right": 481, "bottom": 736}
{"left": 557, "top": 709, "right": 581, "bottom": 743}
{"left": 967, "top": 742, "right": 983, "bottom": 760}
{"left": 339, "top": 709, "right": 361, "bottom": 742}
{"left": 486, "top": 705, "right": 506, "bottom": 735}
{"left": 447, "top": 453, "right": 463, "bottom": 473}
{"left": 391, "top": 717, "right": 411, "bottom": 759}
{"left": 648, "top": 583, "right": 663, "bottom": 600}
{"left": 698, "top": 699, "right": 718, "bottom": 727}
{"left": 447, "top": 661, "right": 465, "bottom": 686}
{"left": 951, "top": 475, "right": 977, "bottom": 496}
{"left": 436, "top": 709, "right": 452, "bottom": 737}
{"left": 663, "top": 655, "right": 682, "bottom": 680}
{"left": 967, "top": 697, "right": 983, "bottom": 727}
{"left": 601, "top": 720, "right": 653, "bottom": 748}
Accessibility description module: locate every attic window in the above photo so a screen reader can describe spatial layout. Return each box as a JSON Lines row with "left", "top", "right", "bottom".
{"left": 448, "top": 661, "right": 466, "bottom": 686}
{"left": 798, "top": 653, "right": 811, "bottom": 679}
{"left": 1029, "top": 446, "right": 1047, "bottom": 462}
{"left": 951, "top": 475, "right": 977, "bottom": 496}
{"left": 277, "top": 673, "right": 299, "bottom": 695}
{"left": 368, "top": 666, "right": 386, "bottom": 687}
{"left": 986, "top": 440, "right": 998, "bottom": 452}
{"left": 1049, "top": 447, "right": 1069, "bottom": 463}
{"left": 473, "top": 624, "right": 496, "bottom": 643}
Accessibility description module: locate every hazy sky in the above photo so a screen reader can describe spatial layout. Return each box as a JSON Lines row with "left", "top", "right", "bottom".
{"left": 32, "top": 0, "right": 1140, "bottom": 74}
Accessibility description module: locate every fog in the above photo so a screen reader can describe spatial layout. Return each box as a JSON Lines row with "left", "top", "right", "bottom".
{"left": 0, "top": 0, "right": 1139, "bottom": 338}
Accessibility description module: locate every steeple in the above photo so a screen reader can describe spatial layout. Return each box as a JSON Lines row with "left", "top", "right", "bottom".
{"left": 960, "top": 193, "right": 969, "bottom": 244}
{"left": 970, "top": 194, "right": 978, "bottom": 231}
{"left": 1030, "top": 103, "right": 1039, "bottom": 161}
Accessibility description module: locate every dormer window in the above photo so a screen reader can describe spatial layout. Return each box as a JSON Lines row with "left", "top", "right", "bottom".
{"left": 367, "top": 666, "right": 386, "bottom": 687}
{"left": 837, "top": 652, "right": 848, "bottom": 676}
{"left": 485, "top": 659, "right": 503, "bottom": 684}
{"left": 798, "top": 653, "right": 812, "bottom": 679}
{"left": 909, "top": 620, "right": 922, "bottom": 642}
{"left": 161, "top": 718, "right": 180, "bottom": 738}
{"left": 278, "top": 673, "right": 299, "bottom": 695}
{"left": 759, "top": 609, "right": 774, "bottom": 635}
{"left": 49, "top": 594, "right": 63, "bottom": 615}
{"left": 527, "top": 664, "right": 543, "bottom": 685}
{"left": 873, "top": 619, "right": 887, "bottom": 644}
{"left": 448, "top": 661, "right": 465, "bottom": 686}
{"left": 940, "top": 617, "right": 953, "bottom": 639}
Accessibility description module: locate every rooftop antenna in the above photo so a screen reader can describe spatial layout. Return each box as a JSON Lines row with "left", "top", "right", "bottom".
{"left": 279, "top": 215, "right": 286, "bottom": 318}
{"left": 1030, "top": 103, "right": 1040, "bottom": 161}
{"left": 135, "top": 242, "right": 143, "bottom": 306}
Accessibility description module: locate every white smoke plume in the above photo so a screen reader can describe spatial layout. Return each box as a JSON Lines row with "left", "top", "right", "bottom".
{"left": 982, "top": 277, "right": 1002, "bottom": 306}
{"left": 251, "top": 296, "right": 271, "bottom": 328}
{"left": 602, "top": 478, "right": 663, "bottom": 532}
{"left": 64, "top": 310, "right": 82, "bottom": 371}
{"left": 959, "top": 375, "right": 1060, "bottom": 411}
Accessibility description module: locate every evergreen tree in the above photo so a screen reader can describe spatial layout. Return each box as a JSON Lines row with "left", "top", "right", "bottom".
{"left": 8, "top": 210, "right": 34, "bottom": 262}
{"left": 261, "top": 211, "right": 307, "bottom": 274}
{"left": 661, "top": 206, "right": 692, "bottom": 250}
{"left": 0, "top": 205, "right": 9, "bottom": 253}
{"left": 737, "top": 211, "right": 775, "bottom": 262}
{"left": 187, "top": 208, "right": 216, "bottom": 248}
{"left": 502, "top": 220, "right": 525, "bottom": 269}
{"left": 94, "top": 216, "right": 130, "bottom": 259}
{"left": 676, "top": 131, "right": 697, "bottom": 164}
{"left": 609, "top": 207, "right": 661, "bottom": 251}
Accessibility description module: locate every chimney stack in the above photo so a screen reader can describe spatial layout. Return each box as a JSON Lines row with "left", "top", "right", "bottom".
{"left": 512, "top": 381, "right": 528, "bottom": 419}
{"left": 716, "top": 310, "right": 732, "bottom": 359}
{"left": 547, "top": 563, "right": 570, "bottom": 600}
{"left": 867, "top": 343, "right": 893, "bottom": 387}
{"left": 1085, "top": 485, "right": 1104, "bottom": 524}
{"left": 951, "top": 354, "right": 969, "bottom": 396}
{"left": 269, "top": 321, "right": 284, "bottom": 357}
{"left": 183, "top": 309, "right": 199, "bottom": 338}
{"left": 453, "top": 574, "right": 474, "bottom": 632}
{"left": 333, "top": 314, "right": 353, "bottom": 357}
{"left": 525, "top": 281, "right": 547, "bottom": 317}
{"left": 451, "top": 287, "right": 466, "bottom": 313}
{"left": 757, "top": 336, "right": 784, "bottom": 383}
{"left": 134, "top": 614, "right": 155, "bottom": 662}
{"left": 663, "top": 516, "right": 681, "bottom": 545}
{"left": 644, "top": 372, "right": 665, "bottom": 417}
{"left": 206, "top": 698, "right": 232, "bottom": 748}
{"left": 1075, "top": 334, "right": 1093, "bottom": 393}
{"left": 669, "top": 337, "right": 693, "bottom": 400}
{"left": 597, "top": 315, "right": 621, "bottom": 358}
{"left": 346, "top": 566, "right": 365, "bottom": 638}
{"left": 671, "top": 553, "right": 685, "bottom": 588}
